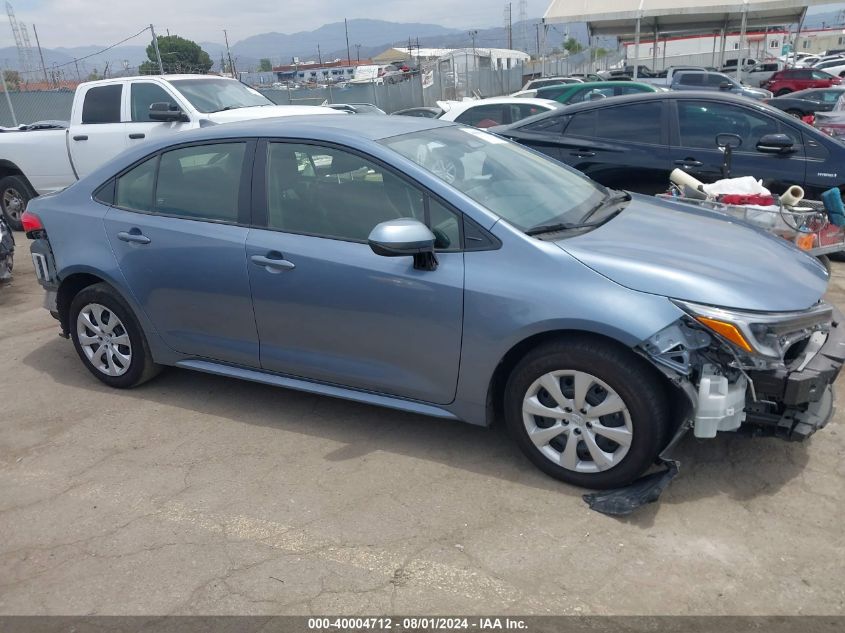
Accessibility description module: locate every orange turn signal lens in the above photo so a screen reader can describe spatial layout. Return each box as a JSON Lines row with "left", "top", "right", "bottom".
{"left": 795, "top": 233, "right": 815, "bottom": 251}
{"left": 695, "top": 316, "right": 754, "bottom": 352}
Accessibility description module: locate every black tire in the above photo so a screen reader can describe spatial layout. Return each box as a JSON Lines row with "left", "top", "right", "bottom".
{"left": 775, "top": 88, "right": 792, "bottom": 96}
{"left": 818, "top": 254, "right": 832, "bottom": 274}
{"left": 829, "top": 251, "right": 845, "bottom": 262}
{"left": 504, "top": 336, "right": 670, "bottom": 490}
{"left": 0, "top": 174, "right": 35, "bottom": 231}
{"left": 785, "top": 108, "right": 804, "bottom": 119}
{"left": 69, "top": 282, "right": 161, "bottom": 388}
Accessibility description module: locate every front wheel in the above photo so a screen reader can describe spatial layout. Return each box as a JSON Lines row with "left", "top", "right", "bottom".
{"left": 504, "top": 338, "right": 670, "bottom": 490}
{"left": 0, "top": 175, "right": 35, "bottom": 231}
{"left": 69, "top": 283, "right": 161, "bottom": 388}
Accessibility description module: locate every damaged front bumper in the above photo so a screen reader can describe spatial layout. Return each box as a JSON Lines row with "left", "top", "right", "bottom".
{"left": 643, "top": 303, "right": 845, "bottom": 442}
{"left": 745, "top": 313, "right": 845, "bottom": 439}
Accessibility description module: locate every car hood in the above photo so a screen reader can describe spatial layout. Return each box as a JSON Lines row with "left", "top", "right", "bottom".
{"left": 205, "top": 105, "right": 337, "bottom": 123}
{"left": 554, "top": 194, "right": 827, "bottom": 312}
{"left": 740, "top": 86, "right": 772, "bottom": 98}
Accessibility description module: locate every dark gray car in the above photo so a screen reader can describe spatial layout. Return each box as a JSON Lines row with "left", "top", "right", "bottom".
{"left": 672, "top": 71, "right": 772, "bottom": 100}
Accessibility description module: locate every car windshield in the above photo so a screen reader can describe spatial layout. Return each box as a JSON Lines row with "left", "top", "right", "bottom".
{"left": 381, "top": 126, "right": 608, "bottom": 232}
{"left": 168, "top": 78, "right": 273, "bottom": 113}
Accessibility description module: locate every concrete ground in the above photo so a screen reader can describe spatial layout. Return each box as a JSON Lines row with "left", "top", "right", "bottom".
{"left": 0, "top": 232, "right": 843, "bottom": 616}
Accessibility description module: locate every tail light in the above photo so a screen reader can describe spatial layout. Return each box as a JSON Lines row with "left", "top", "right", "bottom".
{"left": 21, "top": 210, "right": 44, "bottom": 238}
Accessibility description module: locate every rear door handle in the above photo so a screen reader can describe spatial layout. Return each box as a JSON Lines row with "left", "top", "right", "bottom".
{"left": 128, "top": 133, "right": 146, "bottom": 139}
{"left": 251, "top": 253, "right": 295, "bottom": 273}
{"left": 72, "top": 135, "right": 88, "bottom": 141}
{"left": 674, "top": 158, "right": 703, "bottom": 167}
{"left": 117, "top": 229, "right": 151, "bottom": 245}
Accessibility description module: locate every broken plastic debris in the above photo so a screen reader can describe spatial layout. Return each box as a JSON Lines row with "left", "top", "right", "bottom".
{"left": 582, "top": 461, "right": 680, "bottom": 516}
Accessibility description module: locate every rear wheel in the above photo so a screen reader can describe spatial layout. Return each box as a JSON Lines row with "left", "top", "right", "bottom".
{"left": 776, "top": 88, "right": 792, "bottom": 96}
{"left": 69, "top": 283, "right": 161, "bottom": 388}
{"left": 0, "top": 175, "right": 35, "bottom": 231}
{"left": 504, "top": 337, "right": 670, "bottom": 490}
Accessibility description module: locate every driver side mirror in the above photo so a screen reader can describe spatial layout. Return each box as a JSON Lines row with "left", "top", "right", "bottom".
{"left": 368, "top": 218, "right": 438, "bottom": 271}
{"left": 149, "top": 102, "right": 189, "bottom": 122}
{"left": 756, "top": 133, "right": 794, "bottom": 154}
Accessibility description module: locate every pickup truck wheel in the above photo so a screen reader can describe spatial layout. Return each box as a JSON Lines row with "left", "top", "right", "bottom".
{"left": 0, "top": 175, "right": 34, "bottom": 231}
{"left": 504, "top": 338, "right": 670, "bottom": 490}
{"left": 69, "top": 283, "right": 161, "bottom": 389}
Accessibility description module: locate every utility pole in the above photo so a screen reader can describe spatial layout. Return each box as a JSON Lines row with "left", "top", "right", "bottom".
{"left": 32, "top": 24, "right": 48, "bottom": 85}
{"left": 223, "top": 29, "right": 236, "bottom": 77}
{"left": 317, "top": 43, "right": 323, "bottom": 66}
{"left": 535, "top": 23, "right": 540, "bottom": 60}
{"left": 507, "top": 3, "right": 513, "bottom": 50}
{"left": 74, "top": 59, "right": 81, "bottom": 81}
{"left": 345, "top": 18, "right": 351, "bottom": 63}
{"left": 355, "top": 44, "right": 361, "bottom": 63}
{"left": 150, "top": 24, "right": 164, "bottom": 74}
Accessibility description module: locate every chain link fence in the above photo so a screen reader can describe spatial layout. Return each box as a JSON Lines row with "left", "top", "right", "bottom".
{"left": 0, "top": 62, "right": 527, "bottom": 126}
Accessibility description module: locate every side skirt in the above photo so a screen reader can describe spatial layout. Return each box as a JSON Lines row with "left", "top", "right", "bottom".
{"left": 175, "top": 359, "right": 460, "bottom": 421}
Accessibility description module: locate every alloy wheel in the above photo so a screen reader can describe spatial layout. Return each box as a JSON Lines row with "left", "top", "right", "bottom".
{"left": 2, "top": 187, "right": 24, "bottom": 222}
{"left": 522, "top": 370, "right": 633, "bottom": 473}
{"left": 76, "top": 303, "right": 132, "bottom": 377}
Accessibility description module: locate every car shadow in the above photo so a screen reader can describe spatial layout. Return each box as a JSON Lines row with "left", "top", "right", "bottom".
{"left": 23, "top": 337, "right": 811, "bottom": 516}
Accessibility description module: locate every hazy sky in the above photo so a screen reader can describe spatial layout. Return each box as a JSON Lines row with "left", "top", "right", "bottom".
{"left": 1, "top": 0, "right": 553, "bottom": 48}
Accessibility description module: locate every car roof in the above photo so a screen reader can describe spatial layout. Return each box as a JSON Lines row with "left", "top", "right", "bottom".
{"left": 505, "top": 90, "right": 789, "bottom": 123}
{"left": 438, "top": 97, "right": 561, "bottom": 113}
{"left": 124, "top": 115, "right": 455, "bottom": 155}
{"left": 539, "top": 80, "right": 653, "bottom": 91}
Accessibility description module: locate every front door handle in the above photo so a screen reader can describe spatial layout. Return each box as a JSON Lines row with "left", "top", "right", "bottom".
{"left": 72, "top": 135, "right": 88, "bottom": 141}
{"left": 251, "top": 253, "right": 295, "bottom": 273}
{"left": 674, "top": 158, "right": 703, "bottom": 167}
{"left": 117, "top": 229, "right": 151, "bottom": 245}
{"left": 128, "top": 133, "right": 146, "bottom": 139}
{"left": 570, "top": 149, "right": 596, "bottom": 157}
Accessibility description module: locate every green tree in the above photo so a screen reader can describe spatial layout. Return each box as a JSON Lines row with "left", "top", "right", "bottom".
{"left": 87, "top": 68, "right": 102, "bottom": 81}
{"left": 258, "top": 58, "right": 273, "bottom": 72}
{"left": 2, "top": 69, "right": 21, "bottom": 91}
{"left": 139, "top": 34, "right": 213, "bottom": 75}
{"left": 562, "top": 37, "right": 584, "bottom": 56}
{"left": 594, "top": 48, "right": 608, "bottom": 59}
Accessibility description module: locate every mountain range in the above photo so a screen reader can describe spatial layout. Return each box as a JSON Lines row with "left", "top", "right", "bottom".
{"left": 0, "top": 18, "right": 592, "bottom": 79}
{"left": 5, "top": 9, "right": 839, "bottom": 80}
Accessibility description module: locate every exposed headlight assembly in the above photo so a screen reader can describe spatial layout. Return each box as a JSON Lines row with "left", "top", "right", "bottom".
{"left": 671, "top": 299, "right": 833, "bottom": 361}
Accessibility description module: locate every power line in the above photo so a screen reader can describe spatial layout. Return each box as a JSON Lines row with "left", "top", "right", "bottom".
{"left": 50, "top": 26, "right": 152, "bottom": 70}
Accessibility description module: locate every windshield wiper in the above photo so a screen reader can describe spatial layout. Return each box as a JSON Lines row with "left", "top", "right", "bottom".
{"left": 209, "top": 105, "right": 247, "bottom": 113}
{"left": 525, "top": 191, "right": 630, "bottom": 236}
{"left": 579, "top": 190, "right": 631, "bottom": 224}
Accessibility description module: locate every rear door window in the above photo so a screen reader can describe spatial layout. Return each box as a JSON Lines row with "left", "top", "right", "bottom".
{"left": 593, "top": 102, "right": 662, "bottom": 143}
{"left": 81, "top": 84, "right": 123, "bottom": 124}
{"left": 115, "top": 157, "right": 156, "bottom": 211}
{"left": 155, "top": 143, "right": 247, "bottom": 222}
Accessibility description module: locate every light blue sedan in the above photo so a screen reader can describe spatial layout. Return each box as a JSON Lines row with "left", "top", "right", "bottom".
{"left": 22, "top": 115, "right": 844, "bottom": 492}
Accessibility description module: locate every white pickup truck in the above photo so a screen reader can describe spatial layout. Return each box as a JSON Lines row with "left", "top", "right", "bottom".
{"left": 0, "top": 74, "right": 336, "bottom": 229}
